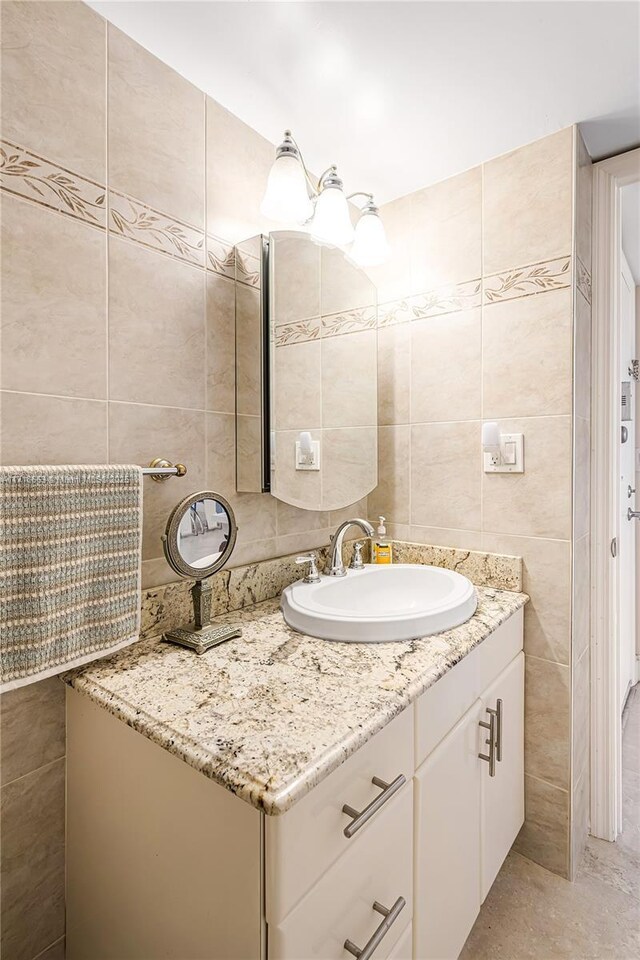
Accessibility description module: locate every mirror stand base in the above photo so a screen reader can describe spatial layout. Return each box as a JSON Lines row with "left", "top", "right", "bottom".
{"left": 162, "top": 623, "right": 242, "bottom": 656}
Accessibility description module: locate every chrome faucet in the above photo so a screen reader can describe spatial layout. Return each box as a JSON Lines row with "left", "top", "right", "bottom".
{"left": 328, "top": 518, "right": 375, "bottom": 577}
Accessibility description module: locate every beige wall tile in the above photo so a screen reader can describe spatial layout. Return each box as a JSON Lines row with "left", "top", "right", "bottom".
{"left": 274, "top": 340, "right": 322, "bottom": 431}
{"left": 368, "top": 425, "right": 410, "bottom": 525}
{"left": 229, "top": 537, "right": 277, "bottom": 569}
{"left": 206, "top": 273, "right": 236, "bottom": 414}
{"left": 321, "top": 330, "right": 377, "bottom": 428}
{"left": 573, "top": 533, "right": 591, "bottom": 664}
{"left": 514, "top": 774, "right": 569, "bottom": 878}
{"left": 272, "top": 232, "right": 320, "bottom": 324}
{"left": 206, "top": 97, "right": 274, "bottom": 243}
{"left": 377, "top": 323, "right": 410, "bottom": 426}
{"left": 411, "top": 309, "right": 481, "bottom": 423}
{"left": 575, "top": 287, "right": 592, "bottom": 421}
{"left": 329, "top": 498, "right": 370, "bottom": 529}
{"left": 0, "top": 392, "right": 107, "bottom": 465}
{"left": 525, "top": 655, "right": 571, "bottom": 789}
{"left": 573, "top": 647, "right": 590, "bottom": 783}
{"left": 276, "top": 529, "right": 332, "bottom": 558}
{"left": 321, "top": 245, "right": 376, "bottom": 316}
{"left": 229, "top": 491, "right": 277, "bottom": 546}
{"left": 366, "top": 193, "right": 413, "bottom": 303}
{"left": 482, "top": 288, "right": 572, "bottom": 419}
{"left": 1, "top": 1, "right": 106, "bottom": 180}
{"left": 482, "top": 533, "right": 571, "bottom": 665}
{"left": 276, "top": 500, "right": 329, "bottom": 537}
{"left": 0, "top": 758, "right": 65, "bottom": 960}
{"left": 411, "top": 421, "right": 481, "bottom": 530}
{"left": 574, "top": 416, "right": 590, "bottom": 540}
{"left": 206, "top": 411, "right": 236, "bottom": 497}
{"left": 272, "top": 429, "right": 322, "bottom": 511}
{"left": 236, "top": 282, "right": 262, "bottom": 418}
{"left": 408, "top": 526, "right": 483, "bottom": 550}
{"left": 0, "top": 679, "right": 65, "bottom": 786}
{"left": 1, "top": 195, "right": 107, "bottom": 400}
{"left": 108, "top": 26, "right": 205, "bottom": 227}
{"left": 141, "top": 556, "right": 179, "bottom": 590}
{"left": 108, "top": 402, "right": 206, "bottom": 561}
{"left": 108, "top": 237, "right": 205, "bottom": 410}
{"left": 483, "top": 127, "right": 573, "bottom": 275}
{"left": 482, "top": 416, "right": 572, "bottom": 540}
{"left": 236, "top": 414, "right": 262, "bottom": 495}
{"left": 576, "top": 131, "right": 593, "bottom": 274}
{"left": 322, "top": 427, "right": 377, "bottom": 512}
{"left": 410, "top": 167, "right": 482, "bottom": 294}
{"left": 570, "top": 768, "right": 589, "bottom": 881}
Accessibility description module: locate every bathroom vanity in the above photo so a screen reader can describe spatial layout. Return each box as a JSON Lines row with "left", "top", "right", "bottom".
{"left": 64, "top": 583, "right": 525, "bottom": 960}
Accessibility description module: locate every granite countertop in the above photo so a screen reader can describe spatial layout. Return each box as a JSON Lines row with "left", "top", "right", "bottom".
{"left": 64, "top": 584, "right": 527, "bottom": 815}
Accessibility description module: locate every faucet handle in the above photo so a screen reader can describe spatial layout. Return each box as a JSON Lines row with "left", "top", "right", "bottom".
{"left": 296, "top": 553, "right": 320, "bottom": 583}
{"left": 349, "top": 541, "right": 366, "bottom": 570}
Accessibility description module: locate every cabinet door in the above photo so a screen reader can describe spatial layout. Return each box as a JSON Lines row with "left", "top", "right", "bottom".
{"left": 414, "top": 700, "right": 483, "bottom": 960}
{"left": 480, "top": 651, "right": 524, "bottom": 901}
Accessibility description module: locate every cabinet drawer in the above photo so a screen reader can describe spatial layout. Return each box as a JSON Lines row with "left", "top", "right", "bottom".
{"left": 415, "top": 606, "right": 523, "bottom": 766}
{"left": 269, "top": 782, "right": 413, "bottom": 960}
{"left": 266, "top": 707, "right": 414, "bottom": 924}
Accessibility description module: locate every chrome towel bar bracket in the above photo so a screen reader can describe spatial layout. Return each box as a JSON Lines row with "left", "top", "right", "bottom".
{"left": 142, "top": 458, "right": 188, "bottom": 482}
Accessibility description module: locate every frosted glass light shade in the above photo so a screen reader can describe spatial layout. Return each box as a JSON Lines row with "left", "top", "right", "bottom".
{"left": 261, "top": 154, "right": 313, "bottom": 223}
{"left": 310, "top": 184, "right": 355, "bottom": 246}
{"left": 351, "top": 209, "right": 390, "bottom": 266}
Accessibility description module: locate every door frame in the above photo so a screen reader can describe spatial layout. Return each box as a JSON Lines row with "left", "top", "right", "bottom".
{"left": 591, "top": 147, "right": 640, "bottom": 841}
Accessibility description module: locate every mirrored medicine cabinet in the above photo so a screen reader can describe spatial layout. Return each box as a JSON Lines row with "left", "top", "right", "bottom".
{"left": 235, "top": 231, "right": 378, "bottom": 512}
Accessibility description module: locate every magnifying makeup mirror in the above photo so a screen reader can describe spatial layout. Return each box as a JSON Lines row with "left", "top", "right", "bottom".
{"left": 161, "top": 491, "right": 240, "bottom": 654}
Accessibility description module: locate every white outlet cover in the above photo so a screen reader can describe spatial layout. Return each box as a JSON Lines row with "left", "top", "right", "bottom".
{"left": 484, "top": 433, "right": 524, "bottom": 473}
{"left": 295, "top": 439, "right": 320, "bottom": 471}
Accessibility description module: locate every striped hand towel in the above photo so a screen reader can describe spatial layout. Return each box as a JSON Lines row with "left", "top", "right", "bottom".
{"left": 0, "top": 465, "right": 143, "bottom": 691}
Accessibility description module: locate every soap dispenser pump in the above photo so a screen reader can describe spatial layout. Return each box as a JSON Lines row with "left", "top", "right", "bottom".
{"left": 373, "top": 516, "right": 392, "bottom": 565}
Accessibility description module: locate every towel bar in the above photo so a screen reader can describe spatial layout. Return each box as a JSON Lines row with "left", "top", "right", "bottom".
{"left": 142, "top": 458, "right": 187, "bottom": 481}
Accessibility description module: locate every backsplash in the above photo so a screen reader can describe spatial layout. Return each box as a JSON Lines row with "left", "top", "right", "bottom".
{"left": 140, "top": 540, "right": 524, "bottom": 642}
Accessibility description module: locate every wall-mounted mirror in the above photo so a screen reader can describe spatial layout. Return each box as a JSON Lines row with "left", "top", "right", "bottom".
{"left": 235, "top": 231, "right": 378, "bottom": 511}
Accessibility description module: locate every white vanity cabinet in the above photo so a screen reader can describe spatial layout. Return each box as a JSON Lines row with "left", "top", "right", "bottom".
{"left": 414, "top": 618, "right": 525, "bottom": 960}
{"left": 66, "top": 607, "right": 524, "bottom": 960}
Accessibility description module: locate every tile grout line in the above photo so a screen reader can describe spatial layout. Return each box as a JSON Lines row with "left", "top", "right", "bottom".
{"left": 32, "top": 935, "right": 65, "bottom": 960}
{"left": 1, "top": 754, "right": 65, "bottom": 790}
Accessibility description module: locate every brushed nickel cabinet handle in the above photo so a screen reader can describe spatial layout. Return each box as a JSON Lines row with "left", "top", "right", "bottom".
{"left": 344, "top": 897, "right": 406, "bottom": 960}
{"left": 479, "top": 708, "right": 497, "bottom": 777}
{"left": 342, "top": 774, "right": 406, "bottom": 838}
{"left": 494, "top": 698, "right": 503, "bottom": 762}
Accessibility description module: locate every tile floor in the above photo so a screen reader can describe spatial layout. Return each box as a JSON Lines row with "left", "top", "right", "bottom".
{"left": 460, "top": 683, "right": 640, "bottom": 959}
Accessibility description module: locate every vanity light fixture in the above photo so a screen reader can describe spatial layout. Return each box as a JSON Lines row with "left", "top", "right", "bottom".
{"left": 261, "top": 130, "right": 389, "bottom": 264}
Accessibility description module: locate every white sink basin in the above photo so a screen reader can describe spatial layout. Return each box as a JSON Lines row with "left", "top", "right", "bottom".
{"left": 281, "top": 563, "right": 477, "bottom": 643}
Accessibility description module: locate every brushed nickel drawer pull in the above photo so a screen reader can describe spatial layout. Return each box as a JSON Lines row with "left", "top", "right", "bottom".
{"left": 479, "top": 708, "right": 497, "bottom": 777}
{"left": 494, "top": 698, "right": 503, "bottom": 762}
{"left": 344, "top": 897, "right": 406, "bottom": 960}
{"left": 342, "top": 774, "right": 406, "bottom": 838}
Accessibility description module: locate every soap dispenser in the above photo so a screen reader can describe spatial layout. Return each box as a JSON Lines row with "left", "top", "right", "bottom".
{"left": 372, "top": 516, "right": 392, "bottom": 564}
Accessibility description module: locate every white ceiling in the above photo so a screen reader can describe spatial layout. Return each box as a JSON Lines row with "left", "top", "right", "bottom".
{"left": 88, "top": 0, "right": 640, "bottom": 204}
{"left": 622, "top": 182, "right": 640, "bottom": 285}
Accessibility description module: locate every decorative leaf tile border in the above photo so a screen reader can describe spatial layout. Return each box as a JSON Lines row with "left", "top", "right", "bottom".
{"left": 0, "top": 139, "right": 241, "bottom": 281}
{"left": 0, "top": 140, "right": 106, "bottom": 227}
{"left": 236, "top": 248, "right": 261, "bottom": 288}
{"left": 274, "top": 317, "right": 321, "bottom": 346}
{"left": 109, "top": 190, "right": 205, "bottom": 267}
{"left": 378, "top": 278, "right": 482, "bottom": 328}
{"left": 576, "top": 257, "right": 592, "bottom": 305}
{"left": 207, "top": 234, "right": 235, "bottom": 279}
{"left": 484, "top": 256, "right": 571, "bottom": 304}
{"left": 321, "top": 306, "right": 377, "bottom": 338}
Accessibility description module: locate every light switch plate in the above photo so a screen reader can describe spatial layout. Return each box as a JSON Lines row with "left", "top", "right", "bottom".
{"left": 484, "top": 433, "right": 524, "bottom": 473}
{"left": 295, "top": 439, "right": 320, "bottom": 471}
